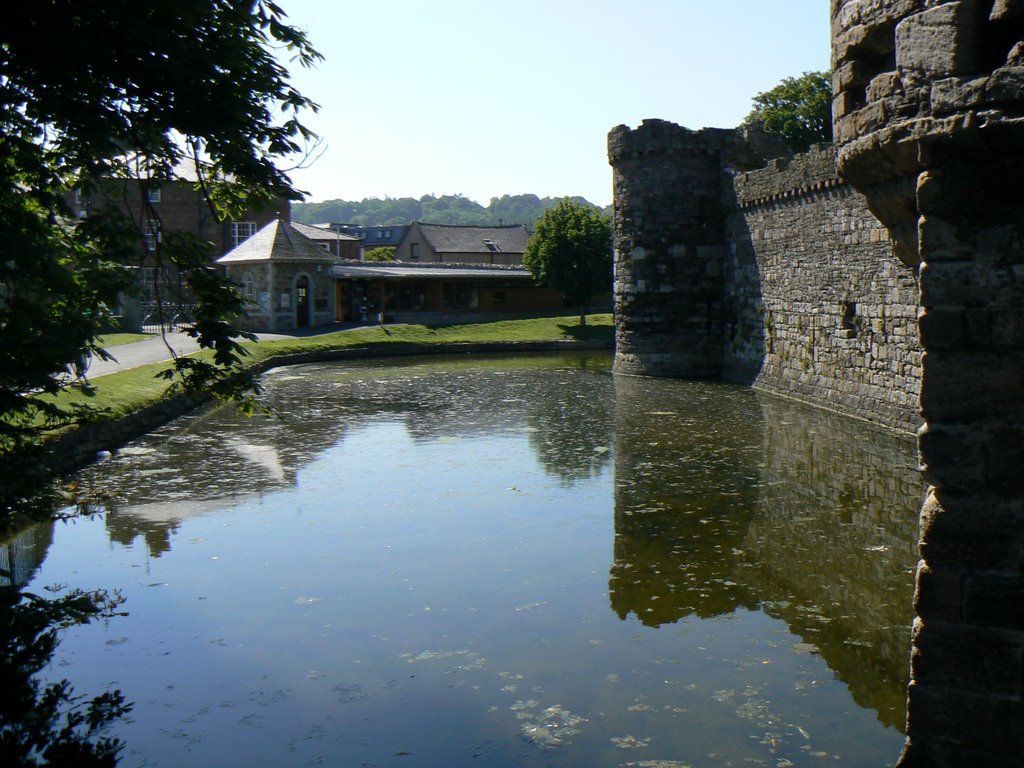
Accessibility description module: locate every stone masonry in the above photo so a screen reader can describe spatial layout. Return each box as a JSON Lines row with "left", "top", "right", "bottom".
{"left": 609, "top": 123, "right": 923, "bottom": 432}
{"left": 833, "top": 0, "right": 1024, "bottom": 764}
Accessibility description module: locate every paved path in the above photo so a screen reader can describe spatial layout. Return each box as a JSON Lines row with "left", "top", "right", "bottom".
{"left": 86, "top": 324, "right": 361, "bottom": 378}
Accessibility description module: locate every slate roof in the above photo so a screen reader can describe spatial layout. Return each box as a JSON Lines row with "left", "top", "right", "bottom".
{"left": 216, "top": 219, "right": 340, "bottom": 264}
{"left": 329, "top": 261, "right": 532, "bottom": 280}
{"left": 290, "top": 220, "right": 360, "bottom": 242}
{"left": 415, "top": 223, "right": 530, "bottom": 255}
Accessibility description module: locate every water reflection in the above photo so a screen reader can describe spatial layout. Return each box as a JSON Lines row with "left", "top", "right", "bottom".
{"left": 91, "top": 355, "right": 616, "bottom": 557}
{"left": 612, "top": 374, "right": 923, "bottom": 729}
{"left": 45, "top": 352, "right": 924, "bottom": 765}
{"left": 610, "top": 375, "right": 763, "bottom": 623}
{"left": 0, "top": 522, "right": 53, "bottom": 587}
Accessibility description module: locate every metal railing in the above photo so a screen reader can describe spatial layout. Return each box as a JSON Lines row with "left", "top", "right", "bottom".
{"left": 139, "top": 302, "right": 197, "bottom": 333}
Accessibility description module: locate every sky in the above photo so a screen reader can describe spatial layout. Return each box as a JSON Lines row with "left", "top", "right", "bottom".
{"left": 281, "top": 1, "right": 831, "bottom": 208}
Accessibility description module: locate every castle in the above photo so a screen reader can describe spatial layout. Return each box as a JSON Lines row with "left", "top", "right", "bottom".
{"left": 610, "top": 2, "right": 1024, "bottom": 764}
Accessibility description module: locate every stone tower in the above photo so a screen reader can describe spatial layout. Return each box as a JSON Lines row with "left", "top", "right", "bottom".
{"left": 608, "top": 120, "right": 786, "bottom": 378}
{"left": 832, "top": 0, "right": 1024, "bottom": 764}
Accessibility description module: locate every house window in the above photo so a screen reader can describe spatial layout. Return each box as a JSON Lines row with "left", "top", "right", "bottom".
{"left": 410, "top": 243, "right": 420, "bottom": 260}
{"left": 376, "top": 231, "right": 384, "bottom": 240}
{"left": 147, "top": 186, "right": 161, "bottom": 203}
{"left": 74, "top": 189, "right": 83, "bottom": 204}
{"left": 244, "top": 272, "right": 256, "bottom": 302}
{"left": 231, "top": 221, "right": 257, "bottom": 248}
{"left": 144, "top": 219, "right": 160, "bottom": 251}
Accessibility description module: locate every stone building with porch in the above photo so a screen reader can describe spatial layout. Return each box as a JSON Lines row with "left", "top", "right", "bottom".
{"left": 217, "top": 219, "right": 340, "bottom": 332}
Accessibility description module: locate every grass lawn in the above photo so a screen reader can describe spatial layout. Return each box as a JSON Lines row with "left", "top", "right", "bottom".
{"left": 97, "top": 332, "right": 153, "bottom": 346}
{"left": 50, "top": 314, "right": 614, "bottom": 423}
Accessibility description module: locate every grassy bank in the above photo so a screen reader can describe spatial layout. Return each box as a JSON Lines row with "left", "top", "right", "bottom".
{"left": 55, "top": 314, "right": 614, "bottom": 421}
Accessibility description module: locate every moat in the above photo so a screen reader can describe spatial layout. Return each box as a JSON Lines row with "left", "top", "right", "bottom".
{"left": 15, "top": 352, "right": 924, "bottom": 767}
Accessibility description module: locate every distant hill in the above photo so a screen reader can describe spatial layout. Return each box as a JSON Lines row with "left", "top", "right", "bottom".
{"left": 292, "top": 193, "right": 612, "bottom": 229}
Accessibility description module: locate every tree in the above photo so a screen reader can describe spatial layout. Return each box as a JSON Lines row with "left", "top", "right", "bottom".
{"left": 0, "top": 1, "right": 321, "bottom": 512}
{"left": 364, "top": 246, "right": 396, "bottom": 262}
{"left": 745, "top": 71, "right": 832, "bottom": 153}
{"left": 522, "top": 199, "right": 612, "bottom": 326}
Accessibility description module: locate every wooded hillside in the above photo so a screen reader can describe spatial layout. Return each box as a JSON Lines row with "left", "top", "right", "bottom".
{"left": 293, "top": 193, "right": 611, "bottom": 228}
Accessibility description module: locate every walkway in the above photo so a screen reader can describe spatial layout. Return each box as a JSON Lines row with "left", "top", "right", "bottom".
{"left": 86, "top": 324, "right": 360, "bottom": 378}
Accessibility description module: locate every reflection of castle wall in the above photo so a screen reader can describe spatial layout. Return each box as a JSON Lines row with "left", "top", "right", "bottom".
{"left": 742, "top": 395, "right": 924, "bottom": 730}
{"left": 610, "top": 374, "right": 764, "bottom": 625}
{"left": 0, "top": 521, "right": 55, "bottom": 587}
{"left": 611, "top": 375, "right": 923, "bottom": 727}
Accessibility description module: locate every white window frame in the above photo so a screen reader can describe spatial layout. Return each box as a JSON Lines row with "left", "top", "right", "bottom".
{"left": 231, "top": 221, "right": 257, "bottom": 248}
{"left": 244, "top": 272, "right": 257, "bottom": 302}
{"left": 147, "top": 186, "right": 161, "bottom": 203}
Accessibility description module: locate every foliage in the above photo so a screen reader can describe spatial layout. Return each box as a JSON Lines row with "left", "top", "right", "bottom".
{"left": 293, "top": 193, "right": 608, "bottom": 229}
{"left": 0, "top": 1, "right": 320, "bottom": 510}
{"left": 522, "top": 200, "right": 613, "bottom": 325}
{"left": 363, "top": 247, "right": 396, "bottom": 262}
{"left": 745, "top": 71, "right": 833, "bottom": 152}
{"left": 0, "top": 583, "right": 131, "bottom": 766}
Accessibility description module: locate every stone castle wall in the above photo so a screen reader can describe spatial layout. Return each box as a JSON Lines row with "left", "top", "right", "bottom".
{"left": 609, "top": 122, "right": 923, "bottom": 432}
{"left": 725, "top": 145, "right": 922, "bottom": 431}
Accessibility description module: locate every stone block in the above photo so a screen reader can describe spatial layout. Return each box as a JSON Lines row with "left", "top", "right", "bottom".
{"left": 984, "top": 426, "right": 1024, "bottom": 496}
{"left": 905, "top": 681, "right": 1024, "bottom": 757}
{"left": 895, "top": 3, "right": 986, "bottom": 77}
{"left": 917, "top": 217, "right": 976, "bottom": 262}
{"left": 986, "top": 66, "right": 1024, "bottom": 103}
{"left": 963, "top": 573, "right": 1024, "bottom": 630}
{"left": 910, "top": 620, "right": 1024, "bottom": 697}
{"left": 913, "top": 562, "right": 965, "bottom": 621}
{"left": 918, "top": 307, "right": 964, "bottom": 349}
{"left": 990, "top": 0, "right": 1024, "bottom": 21}
{"left": 920, "top": 350, "right": 1024, "bottom": 423}
{"left": 919, "top": 489, "right": 1024, "bottom": 569}
{"left": 930, "top": 76, "right": 987, "bottom": 113}
{"left": 917, "top": 423, "right": 986, "bottom": 490}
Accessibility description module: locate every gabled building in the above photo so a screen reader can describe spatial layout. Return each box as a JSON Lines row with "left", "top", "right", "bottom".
{"left": 67, "top": 159, "right": 289, "bottom": 306}
{"left": 326, "top": 224, "right": 410, "bottom": 257}
{"left": 289, "top": 221, "right": 361, "bottom": 260}
{"left": 217, "top": 219, "right": 340, "bottom": 332}
{"left": 393, "top": 223, "right": 529, "bottom": 265}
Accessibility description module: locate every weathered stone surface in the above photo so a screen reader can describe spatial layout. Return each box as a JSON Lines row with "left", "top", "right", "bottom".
{"left": 609, "top": 130, "right": 922, "bottom": 432}
{"left": 919, "top": 489, "right": 1024, "bottom": 569}
{"left": 833, "top": 0, "right": 1024, "bottom": 763}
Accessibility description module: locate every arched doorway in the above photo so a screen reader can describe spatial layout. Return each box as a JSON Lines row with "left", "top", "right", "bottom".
{"left": 295, "top": 274, "right": 311, "bottom": 328}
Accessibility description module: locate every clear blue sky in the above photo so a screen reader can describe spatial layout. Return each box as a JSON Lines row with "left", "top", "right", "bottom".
{"left": 282, "top": 1, "right": 830, "bottom": 208}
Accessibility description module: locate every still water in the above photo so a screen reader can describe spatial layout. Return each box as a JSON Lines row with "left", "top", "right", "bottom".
{"left": 25, "top": 352, "right": 923, "bottom": 767}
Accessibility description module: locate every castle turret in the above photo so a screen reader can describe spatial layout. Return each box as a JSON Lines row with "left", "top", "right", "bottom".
{"left": 608, "top": 120, "right": 783, "bottom": 378}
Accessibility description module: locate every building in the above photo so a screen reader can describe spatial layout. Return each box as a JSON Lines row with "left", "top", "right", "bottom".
{"left": 217, "top": 219, "right": 340, "bottom": 331}
{"left": 328, "top": 260, "right": 567, "bottom": 324}
{"left": 393, "top": 223, "right": 529, "bottom": 265}
{"left": 326, "top": 224, "right": 410, "bottom": 258}
{"left": 68, "top": 159, "right": 290, "bottom": 309}
{"left": 289, "top": 221, "right": 361, "bottom": 260}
